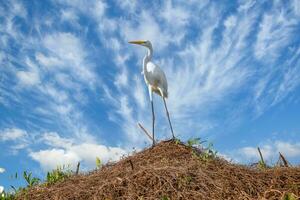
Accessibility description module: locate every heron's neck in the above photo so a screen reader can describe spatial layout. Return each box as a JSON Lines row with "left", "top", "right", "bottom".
{"left": 143, "top": 47, "right": 153, "bottom": 73}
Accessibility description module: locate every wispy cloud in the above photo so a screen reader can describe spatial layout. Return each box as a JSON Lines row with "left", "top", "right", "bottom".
{"left": 252, "top": 16, "right": 300, "bottom": 115}
{"left": 0, "top": 128, "right": 27, "bottom": 141}
{"left": 16, "top": 57, "right": 41, "bottom": 87}
{"left": 0, "top": 128, "right": 30, "bottom": 154}
{"left": 254, "top": 4, "right": 298, "bottom": 62}
{"left": 55, "top": 0, "right": 106, "bottom": 20}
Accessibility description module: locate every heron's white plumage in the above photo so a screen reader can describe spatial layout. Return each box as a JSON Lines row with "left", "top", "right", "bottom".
{"left": 144, "top": 61, "right": 168, "bottom": 98}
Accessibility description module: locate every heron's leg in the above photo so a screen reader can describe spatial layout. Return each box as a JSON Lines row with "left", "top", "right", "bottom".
{"left": 162, "top": 97, "right": 175, "bottom": 139}
{"left": 149, "top": 86, "right": 155, "bottom": 146}
{"left": 151, "top": 100, "right": 155, "bottom": 146}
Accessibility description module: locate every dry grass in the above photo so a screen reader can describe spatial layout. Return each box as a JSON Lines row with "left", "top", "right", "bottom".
{"left": 17, "top": 140, "right": 300, "bottom": 200}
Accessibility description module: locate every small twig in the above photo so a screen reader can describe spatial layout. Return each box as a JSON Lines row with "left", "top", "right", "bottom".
{"left": 128, "top": 159, "right": 134, "bottom": 170}
{"left": 75, "top": 162, "right": 80, "bottom": 175}
{"left": 137, "top": 123, "right": 154, "bottom": 142}
{"left": 279, "top": 152, "right": 289, "bottom": 167}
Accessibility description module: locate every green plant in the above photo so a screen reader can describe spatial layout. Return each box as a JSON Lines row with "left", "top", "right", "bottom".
{"left": 96, "top": 157, "right": 102, "bottom": 169}
{"left": 257, "top": 147, "right": 268, "bottom": 169}
{"left": 177, "top": 175, "right": 193, "bottom": 189}
{"left": 0, "top": 173, "right": 24, "bottom": 200}
{"left": 282, "top": 193, "right": 298, "bottom": 200}
{"left": 187, "top": 137, "right": 202, "bottom": 147}
{"left": 0, "top": 191, "right": 16, "bottom": 200}
{"left": 46, "top": 165, "right": 72, "bottom": 185}
{"left": 257, "top": 160, "right": 267, "bottom": 169}
{"left": 11, "top": 186, "right": 24, "bottom": 194}
{"left": 23, "top": 171, "right": 40, "bottom": 187}
{"left": 187, "top": 137, "right": 218, "bottom": 161}
{"left": 161, "top": 196, "right": 170, "bottom": 200}
{"left": 200, "top": 142, "right": 218, "bottom": 161}
{"left": 174, "top": 138, "right": 181, "bottom": 145}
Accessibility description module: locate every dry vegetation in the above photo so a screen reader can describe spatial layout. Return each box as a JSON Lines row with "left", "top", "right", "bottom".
{"left": 16, "top": 140, "right": 300, "bottom": 200}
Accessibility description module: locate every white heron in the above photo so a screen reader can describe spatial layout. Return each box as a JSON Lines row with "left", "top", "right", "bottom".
{"left": 129, "top": 40, "right": 175, "bottom": 146}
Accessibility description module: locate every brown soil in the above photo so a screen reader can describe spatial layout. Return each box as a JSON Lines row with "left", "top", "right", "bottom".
{"left": 17, "top": 140, "right": 300, "bottom": 200}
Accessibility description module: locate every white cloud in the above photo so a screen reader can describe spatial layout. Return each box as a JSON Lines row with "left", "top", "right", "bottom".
{"left": 133, "top": 76, "right": 146, "bottom": 110}
{"left": 0, "top": 128, "right": 27, "bottom": 141}
{"left": 70, "top": 143, "right": 126, "bottom": 166}
{"left": 270, "top": 46, "right": 300, "bottom": 106}
{"left": 239, "top": 145, "right": 273, "bottom": 161}
{"left": 233, "top": 141, "right": 300, "bottom": 163}
{"left": 42, "top": 84, "right": 69, "bottom": 104}
{"left": 114, "top": 68, "right": 128, "bottom": 88}
{"left": 30, "top": 132, "right": 127, "bottom": 171}
{"left": 0, "top": 1, "right": 27, "bottom": 45}
{"left": 0, "top": 186, "right": 3, "bottom": 194}
{"left": 224, "top": 15, "right": 237, "bottom": 29}
{"left": 56, "top": 0, "right": 106, "bottom": 21}
{"left": 160, "top": 0, "right": 190, "bottom": 28}
{"left": 217, "top": 153, "right": 232, "bottom": 162}
{"left": 16, "top": 57, "right": 40, "bottom": 87}
{"left": 21, "top": 32, "right": 101, "bottom": 143}
{"left": 0, "top": 168, "right": 5, "bottom": 173}
{"left": 61, "top": 9, "right": 79, "bottom": 23}
{"left": 251, "top": 2, "right": 300, "bottom": 114}
{"left": 121, "top": 11, "right": 183, "bottom": 52}
{"left": 163, "top": 7, "right": 257, "bottom": 124}
{"left": 41, "top": 132, "right": 73, "bottom": 149}
{"left": 116, "top": 0, "right": 137, "bottom": 13}
{"left": 0, "top": 128, "right": 30, "bottom": 154}
{"left": 254, "top": 9, "right": 297, "bottom": 62}
{"left": 30, "top": 149, "right": 80, "bottom": 171}
{"left": 275, "top": 141, "right": 300, "bottom": 157}
{"left": 16, "top": 71, "right": 40, "bottom": 86}
{"left": 238, "top": 0, "right": 256, "bottom": 12}
{"left": 40, "top": 32, "right": 96, "bottom": 87}
{"left": 35, "top": 53, "right": 62, "bottom": 68}
{"left": 292, "top": 0, "right": 300, "bottom": 16}
{"left": 9, "top": 0, "right": 27, "bottom": 18}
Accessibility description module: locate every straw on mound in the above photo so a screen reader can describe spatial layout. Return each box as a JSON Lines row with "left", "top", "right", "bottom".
{"left": 17, "top": 140, "right": 300, "bottom": 200}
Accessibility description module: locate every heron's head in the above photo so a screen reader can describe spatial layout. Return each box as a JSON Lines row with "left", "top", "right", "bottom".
{"left": 128, "top": 40, "right": 152, "bottom": 49}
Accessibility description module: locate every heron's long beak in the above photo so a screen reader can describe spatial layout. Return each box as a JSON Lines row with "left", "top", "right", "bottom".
{"left": 128, "top": 40, "right": 146, "bottom": 45}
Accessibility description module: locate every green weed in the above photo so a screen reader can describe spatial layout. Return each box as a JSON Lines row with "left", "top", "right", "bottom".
{"left": 200, "top": 142, "right": 218, "bottom": 161}
{"left": 187, "top": 138, "right": 218, "bottom": 161}
{"left": 96, "top": 157, "right": 102, "bottom": 169}
{"left": 23, "top": 171, "right": 40, "bottom": 187}
{"left": 0, "top": 191, "right": 16, "bottom": 200}
{"left": 161, "top": 196, "right": 170, "bottom": 200}
{"left": 187, "top": 137, "right": 205, "bottom": 147}
{"left": 46, "top": 165, "right": 72, "bottom": 185}
{"left": 282, "top": 193, "right": 298, "bottom": 200}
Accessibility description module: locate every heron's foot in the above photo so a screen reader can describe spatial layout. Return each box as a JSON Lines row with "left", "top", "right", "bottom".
{"left": 151, "top": 140, "right": 156, "bottom": 147}
{"left": 151, "top": 143, "right": 156, "bottom": 148}
{"left": 171, "top": 136, "right": 181, "bottom": 145}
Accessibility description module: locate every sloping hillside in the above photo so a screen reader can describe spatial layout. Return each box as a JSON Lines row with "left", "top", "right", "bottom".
{"left": 17, "top": 140, "right": 300, "bottom": 200}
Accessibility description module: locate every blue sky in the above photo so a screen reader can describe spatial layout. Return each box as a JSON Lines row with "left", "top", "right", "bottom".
{"left": 1, "top": 0, "right": 300, "bottom": 191}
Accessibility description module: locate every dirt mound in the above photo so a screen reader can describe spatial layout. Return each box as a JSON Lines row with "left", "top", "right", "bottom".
{"left": 18, "top": 140, "right": 300, "bottom": 200}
